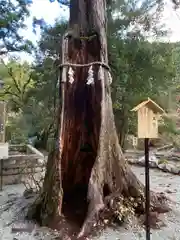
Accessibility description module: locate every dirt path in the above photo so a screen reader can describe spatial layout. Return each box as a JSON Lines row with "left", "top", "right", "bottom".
{"left": 0, "top": 166, "right": 180, "bottom": 239}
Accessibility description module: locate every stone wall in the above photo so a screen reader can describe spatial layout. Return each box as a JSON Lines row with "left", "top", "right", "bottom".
{"left": 2, "top": 144, "right": 46, "bottom": 187}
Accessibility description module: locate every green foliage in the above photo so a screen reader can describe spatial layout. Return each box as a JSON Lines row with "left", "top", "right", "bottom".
{"left": 0, "top": 0, "right": 179, "bottom": 149}
{"left": 0, "top": 60, "right": 34, "bottom": 111}
{"left": 159, "top": 116, "right": 180, "bottom": 135}
{"left": 19, "top": 21, "right": 68, "bottom": 147}
{"left": 0, "top": 19, "right": 66, "bottom": 146}
{"left": 107, "top": 0, "right": 176, "bottom": 148}
{"left": 0, "top": 0, "right": 33, "bottom": 54}
{"left": 6, "top": 112, "right": 29, "bottom": 144}
{"left": 38, "top": 21, "right": 67, "bottom": 58}
{"left": 0, "top": 58, "right": 57, "bottom": 145}
{"left": 0, "top": 60, "right": 35, "bottom": 143}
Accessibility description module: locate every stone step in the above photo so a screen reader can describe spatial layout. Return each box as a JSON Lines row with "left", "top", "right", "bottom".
{"left": 2, "top": 172, "right": 44, "bottom": 185}
{"left": 2, "top": 166, "right": 45, "bottom": 176}
{"left": 3, "top": 162, "right": 45, "bottom": 170}
{"left": 3, "top": 156, "right": 45, "bottom": 167}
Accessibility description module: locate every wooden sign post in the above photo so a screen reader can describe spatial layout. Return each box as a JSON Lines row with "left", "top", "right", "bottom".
{"left": 144, "top": 137, "right": 150, "bottom": 239}
{"left": 131, "top": 98, "right": 165, "bottom": 240}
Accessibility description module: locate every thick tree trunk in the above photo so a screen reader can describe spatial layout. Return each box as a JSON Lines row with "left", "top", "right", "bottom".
{"left": 27, "top": 0, "right": 169, "bottom": 238}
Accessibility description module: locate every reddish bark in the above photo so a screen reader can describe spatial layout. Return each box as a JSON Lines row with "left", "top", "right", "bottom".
{"left": 27, "top": 0, "right": 169, "bottom": 238}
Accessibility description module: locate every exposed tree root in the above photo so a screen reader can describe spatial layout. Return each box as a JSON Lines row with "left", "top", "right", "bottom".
{"left": 27, "top": 154, "right": 170, "bottom": 239}
{"left": 77, "top": 180, "right": 170, "bottom": 238}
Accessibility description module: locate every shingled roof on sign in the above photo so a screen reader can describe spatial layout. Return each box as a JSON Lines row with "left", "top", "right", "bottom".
{"left": 131, "top": 98, "right": 165, "bottom": 114}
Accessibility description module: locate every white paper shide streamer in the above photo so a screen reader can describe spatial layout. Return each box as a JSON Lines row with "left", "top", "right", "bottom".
{"left": 98, "top": 65, "right": 104, "bottom": 81}
{"left": 86, "top": 65, "right": 94, "bottom": 85}
{"left": 108, "top": 71, "right": 113, "bottom": 84}
{"left": 68, "top": 67, "right": 74, "bottom": 84}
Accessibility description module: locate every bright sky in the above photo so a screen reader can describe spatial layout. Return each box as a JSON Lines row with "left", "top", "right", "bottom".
{"left": 9, "top": 0, "right": 180, "bottom": 62}
{"left": 21, "top": 0, "right": 69, "bottom": 43}
{"left": 162, "top": 1, "right": 180, "bottom": 41}
{"left": 15, "top": 0, "right": 69, "bottom": 62}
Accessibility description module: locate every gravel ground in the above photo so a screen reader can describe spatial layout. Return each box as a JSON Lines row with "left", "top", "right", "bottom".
{"left": 94, "top": 166, "right": 180, "bottom": 240}
{"left": 0, "top": 166, "right": 180, "bottom": 240}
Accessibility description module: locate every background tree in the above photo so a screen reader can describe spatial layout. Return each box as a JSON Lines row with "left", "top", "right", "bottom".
{"left": 26, "top": 21, "right": 67, "bottom": 149}
{"left": 22, "top": 0, "right": 175, "bottom": 151}
{"left": 0, "top": 0, "right": 177, "bottom": 150}
{"left": 0, "top": 59, "right": 35, "bottom": 142}
{"left": 0, "top": 60, "right": 34, "bottom": 110}
{"left": 0, "top": 0, "right": 33, "bottom": 55}
{"left": 111, "top": 40, "right": 175, "bottom": 149}
{"left": 107, "top": 0, "right": 175, "bottom": 149}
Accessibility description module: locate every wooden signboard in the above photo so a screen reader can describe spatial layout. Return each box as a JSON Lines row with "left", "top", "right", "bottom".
{"left": 131, "top": 98, "right": 165, "bottom": 139}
